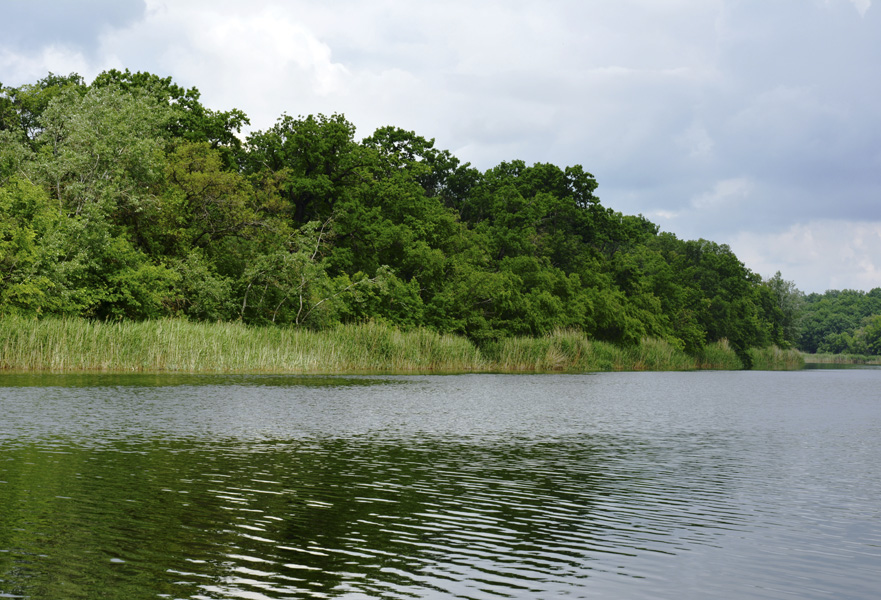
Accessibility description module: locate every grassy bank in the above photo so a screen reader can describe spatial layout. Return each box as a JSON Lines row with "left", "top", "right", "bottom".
{"left": 0, "top": 316, "right": 484, "bottom": 373}
{"left": 481, "top": 330, "right": 744, "bottom": 372}
{"left": 0, "top": 316, "right": 801, "bottom": 374}
{"left": 801, "top": 352, "right": 881, "bottom": 365}
{"left": 748, "top": 345, "right": 806, "bottom": 370}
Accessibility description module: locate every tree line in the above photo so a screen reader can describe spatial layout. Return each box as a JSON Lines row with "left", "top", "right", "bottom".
{"left": 798, "top": 289, "right": 881, "bottom": 355}
{"left": 0, "top": 71, "right": 839, "bottom": 365}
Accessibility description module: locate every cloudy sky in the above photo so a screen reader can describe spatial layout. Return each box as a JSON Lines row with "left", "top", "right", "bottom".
{"left": 2, "top": 0, "right": 880, "bottom": 293}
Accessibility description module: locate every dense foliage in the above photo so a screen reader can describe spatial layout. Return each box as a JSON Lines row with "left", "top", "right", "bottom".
{"left": 1, "top": 71, "right": 807, "bottom": 363}
{"left": 797, "top": 289, "right": 881, "bottom": 355}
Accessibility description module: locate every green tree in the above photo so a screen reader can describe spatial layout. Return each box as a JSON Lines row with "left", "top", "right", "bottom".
{"left": 0, "top": 177, "right": 59, "bottom": 313}
{"left": 238, "top": 220, "right": 388, "bottom": 327}
{"left": 362, "top": 126, "right": 464, "bottom": 200}
{"left": 92, "top": 69, "right": 249, "bottom": 165}
{"left": 34, "top": 202, "right": 178, "bottom": 319}
{"left": 858, "top": 315, "right": 881, "bottom": 355}
{"left": 161, "top": 141, "right": 261, "bottom": 253}
{"left": 762, "top": 271, "right": 803, "bottom": 347}
{"left": 245, "top": 113, "right": 366, "bottom": 224}
{"left": 32, "top": 84, "right": 170, "bottom": 232}
{"left": 798, "top": 289, "right": 881, "bottom": 353}
{"left": 0, "top": 73, "right": 86, "bottom": 142}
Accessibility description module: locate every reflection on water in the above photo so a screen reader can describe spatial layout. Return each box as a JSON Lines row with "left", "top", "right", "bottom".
{"left": 1, "top": 371, "right": 880, "bottom": 599}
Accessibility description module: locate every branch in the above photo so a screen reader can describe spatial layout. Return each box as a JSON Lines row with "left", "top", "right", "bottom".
{"left": 298, "top": 275, "right": 377, "bottom": 326}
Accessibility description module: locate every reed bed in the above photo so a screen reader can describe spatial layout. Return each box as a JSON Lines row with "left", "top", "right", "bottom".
{"left": 0, "top": 316, "right": 484, "bottom": 374}
{"left": 621, "top": 337, "right": 699, "bottom": 371}
{"left": 481, "top": 329, "right": 592, "bottom": 372}
{"left": 748, "top": 346, "right": 806, "bottom": 370}
{"left": 468, "top": 330, "right": 721, "bottom": 372}
{"left": 801, "top": 352, "right": 881, "bottom": 365}
{"left": 0, "top": 316, "right": 801, "bottom": 374}
{"left": 696, "top": 339, "right": 744, "bottom": 370}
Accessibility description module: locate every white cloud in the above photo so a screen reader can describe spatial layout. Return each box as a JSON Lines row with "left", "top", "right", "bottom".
{"left": 2, "top": 0, "right": 880, "bottom": 293}
{"left": 98, "top": 2, "right": 353, "bottom": 132}
{"left": 0, "top": 45, "right": 94, "bottom": 85}
{"left": 849, "top": 0, "right": 872, "bottom": 16}
{"left": 730, "top": 221, "right": 881, "bottom": 292}
{"left": 677, "top": 121, "right": 715, "bottom": 159}
{"left": 691, "top": 178, "right": 753, "bottom": 210}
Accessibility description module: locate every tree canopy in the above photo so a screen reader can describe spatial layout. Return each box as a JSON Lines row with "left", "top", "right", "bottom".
{"left": 0, "top": 71, "right": 824, "bottom": 359}
{"left": 797, "top": 288, "right": 881, "bottom": 354}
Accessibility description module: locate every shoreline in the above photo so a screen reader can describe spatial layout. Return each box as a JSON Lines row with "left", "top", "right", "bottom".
{"left": 801, "top": 352, "right": 881, "bottom": 366}
{"left": 1, "top": 316, "right": 804, "bottom": 374}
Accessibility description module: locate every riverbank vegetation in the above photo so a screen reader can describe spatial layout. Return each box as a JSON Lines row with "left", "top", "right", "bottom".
{"left": 0, "top": 316, "right": 802, "bottom": 373}
{"left": 797, "top": 289, "right": 881, "bottom": 356}
{"left": 0, "top": 71, "right": 858, "bottom": 372}
{"left": 801, "top": 352, "right": 881, "bottom": 366}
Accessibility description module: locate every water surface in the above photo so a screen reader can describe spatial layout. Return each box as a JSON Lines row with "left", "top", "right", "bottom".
{"left": 1, "top": 370, "right": 879, "bottom": 599}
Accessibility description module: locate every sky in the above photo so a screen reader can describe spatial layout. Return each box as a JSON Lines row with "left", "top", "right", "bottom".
{"left": 2, "top": 0, "right": 880, "bottom": 294}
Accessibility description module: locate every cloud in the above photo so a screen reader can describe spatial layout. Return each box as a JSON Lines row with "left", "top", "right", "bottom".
{"left": 0, "top": 45, "right": 93, "bottom": 86}
{"left": 849, "top": 0, "right": 872, "bottom": 16}
{"left": 677, "top": 121, "right": 715, "bottom": 160}
{"left": 1, "top": 0, "right": 880, "bottom": 293}
{"left": 691, "top": 178, "right": 752, "bottom": 210}
{"left": 0, "top": 0, "right": 144, "bottom": 58}
{"left": 96, "top": 1, "right": 352, "bottom": 130}
{"left": 730, "top": 221, "right": 881, "bottom": 293}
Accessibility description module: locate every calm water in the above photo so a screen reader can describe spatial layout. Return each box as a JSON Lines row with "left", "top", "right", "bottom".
{"left": 1, "top": 370, "right": 880, "bottom": 599}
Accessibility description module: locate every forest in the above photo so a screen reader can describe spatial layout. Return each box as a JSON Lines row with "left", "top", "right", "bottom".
{"left": 0, "top": 71, "right": 871, "bottom": 368}
{"left": 798, "top": 289, "right": 881, "bottom": 356}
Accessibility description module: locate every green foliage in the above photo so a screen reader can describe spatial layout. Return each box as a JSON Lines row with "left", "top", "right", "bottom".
{"left": 798, "top": 288, "right": 881, "bottom": 355}
{"left": 32, "top": 84, "right": 169, "bottom": 228}
{"left": 761, "top": 271, "right": 803, "bottom": 347}
{"left": 747, "top": 345, "right": 805, "bottom": 370}
{"left": 162, "top": 141, "right": 259, "bottom": 252}
{"left": 860, "top": 315, "right": 881, "bottom": 355}
{"left": 1, "top": 70, "right": 818, "bottom": 369}
{"left": 245, "top": 113, "right": 364, "bottom": 224}
{"left": 0, "top": 72, "right": 86, "bottom": 141}
{"left": 0, "top": 177, "right": 59, "bottom": 313}
{"left": 166, "top": 250, "right": 235, "bottom": 321}
{"left": 92, "top": 68, "right": 249, "bottom": 165}
{"left": 37, "top": 206, "right": 179, "bottom": 319}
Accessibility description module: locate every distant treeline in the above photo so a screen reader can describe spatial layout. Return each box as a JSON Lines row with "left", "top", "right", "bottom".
{"left": 798, "top": 289, "right": 881, "bottom": 356}
{"left": 0, "top": 70, "right": 838, "bottom": 367}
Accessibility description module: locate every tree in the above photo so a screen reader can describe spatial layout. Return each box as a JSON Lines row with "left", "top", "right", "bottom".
{"left": 238, "top": 220, "right": 387, "bottom": 327}
{"left": 362, "top": 126, "right": 464, "bottom": 200}
{"left": 762, "top": 271, "right": 803, "bottom": 347}
{"left": 92, "top": 69, "right": 249, "bottom": 165}
{"left": 798, "top": 288, "right": 881, "bottom": 353}
{"left": 0, "top": 177, "right": 59, "bottom": 313}
{"left": 0, "top": 73, "right": 86, "bottom": 142}
{"left": 161, "top": 141, "right": 261, "bottom": 253}
{"left": 245, "top": 113, "right": 366, "bottom": 224}
{"left": 32, "top": 84, "right": 170, "bottom": 230}
{"left": 859, "top": 315, "right": 881, "bottom": 355}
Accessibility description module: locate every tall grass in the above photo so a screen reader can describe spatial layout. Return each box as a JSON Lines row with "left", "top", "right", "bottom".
{"left": 696, "top": 339, "right": 744, "bottom": 370}
{"left": 467, "top": 330, "right": 724, "bottom": 372}
{"left": 747, "top": 345, "right": 805, "bottom": 370}
{"left": 801, "top": 352, "right": 881, "bottom": 365}
{"left": 0, "top": 316, "right": 484, "bottom": 374}
{"left": 0, "top": 316, "right": 802, "bottom": 374}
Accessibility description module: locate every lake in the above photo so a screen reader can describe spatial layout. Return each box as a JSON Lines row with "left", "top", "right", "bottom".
{"left": 1, "top": 370, "right": 880, "bottom": 599}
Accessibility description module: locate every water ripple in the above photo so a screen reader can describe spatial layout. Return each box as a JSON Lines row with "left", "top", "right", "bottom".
{"left": 2, "top": 372, "right": 881, "bottom": 599}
